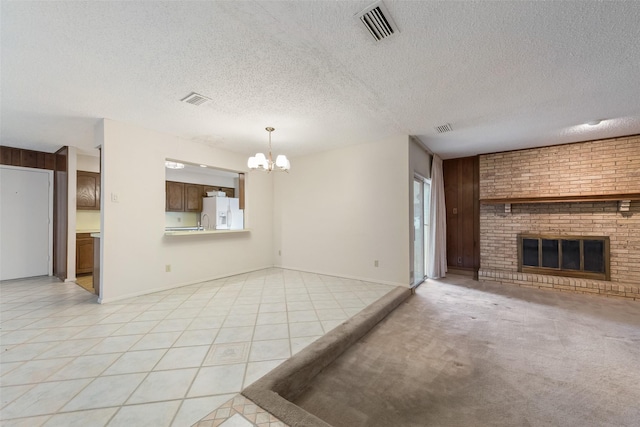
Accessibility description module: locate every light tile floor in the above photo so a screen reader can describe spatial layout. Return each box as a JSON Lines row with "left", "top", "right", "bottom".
{"left": 0, "top": 268, "right": 394, "bottom": 426}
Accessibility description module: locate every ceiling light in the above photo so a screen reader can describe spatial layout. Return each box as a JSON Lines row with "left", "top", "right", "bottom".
{"left": 587, "top": 120, "right": 602, "bottom": 126}
{"left": 199, "top": 164, "right": 207, "bottom": 168}
{"left": 248, "top": 127, "right": 291, "bottom": 172}
{"left": 165, "top": 161, "right": 185, "bottom": 169}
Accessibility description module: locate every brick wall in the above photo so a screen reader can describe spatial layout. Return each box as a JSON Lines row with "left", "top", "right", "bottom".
{"left": 480, "top": 135, "right": 640, "bottom": 199}
{"left": 478, "top": 135, "right": 640, "bottom": 300}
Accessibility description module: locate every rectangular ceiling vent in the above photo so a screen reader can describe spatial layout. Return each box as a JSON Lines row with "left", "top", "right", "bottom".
{"left": 435, "top": 123, "right": 453, "bottom": 134}
{"left": 356, "top": 1, "right": 399, "bottom": 42}
{"left": 181, "top": 92, "right": 212, "bottom": 106}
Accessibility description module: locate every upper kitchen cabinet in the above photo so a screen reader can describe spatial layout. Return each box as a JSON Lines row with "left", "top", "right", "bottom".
{"left": 166, "top": 181, "right": 204, "bottom": 212}
{"left": 77, "top": 171, "right": 100, "bottom": 210}
{"left": 166, "top": 181, "right": 185, "bottom": 211}
{"left": 184, "top": 183, "right": 204, "bottom": 212}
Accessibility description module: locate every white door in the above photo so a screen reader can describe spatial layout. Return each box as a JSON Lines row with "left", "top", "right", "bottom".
{"left": 413, "top": 177, "right": 425, "bottom": 286}
{"left": 413, "top": 176, "right": 431, "bottom": 287}
{"left": 0, "top": 166, "right": 53, "bottom": 280}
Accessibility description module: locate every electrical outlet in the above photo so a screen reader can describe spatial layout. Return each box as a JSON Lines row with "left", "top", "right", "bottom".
{"left": 111, "top": 192, "right": 119, "bottom": 203}
{"left": 374, "top": 260, "right": 379, "bottom": 267}
{"left": 165, "top": 264, "right": 171, "bottom": 272}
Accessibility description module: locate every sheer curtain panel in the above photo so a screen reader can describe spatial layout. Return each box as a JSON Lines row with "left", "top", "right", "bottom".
{"left": 427, "top": 155, "right": 447, "bottom": 278}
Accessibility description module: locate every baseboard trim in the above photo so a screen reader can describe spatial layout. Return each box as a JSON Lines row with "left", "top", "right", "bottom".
{"left": 97, "top": 265, "right": 273, "bottom": 304}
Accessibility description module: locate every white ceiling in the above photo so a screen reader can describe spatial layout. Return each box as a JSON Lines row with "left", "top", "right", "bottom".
{"left": 2, "top": 1, "right": 639, "bottom": 159}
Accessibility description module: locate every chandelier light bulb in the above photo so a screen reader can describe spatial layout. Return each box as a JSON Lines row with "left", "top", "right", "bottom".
{"left": 247, "top": 127, "right": 291, "bottom": 172}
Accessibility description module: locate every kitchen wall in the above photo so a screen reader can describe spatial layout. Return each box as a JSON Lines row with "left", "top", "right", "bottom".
{"left": 98, "top": 119, "right": 274, "bottom": 302}
{"left": 273, "top": 134, "right": 411, "bottom": 287}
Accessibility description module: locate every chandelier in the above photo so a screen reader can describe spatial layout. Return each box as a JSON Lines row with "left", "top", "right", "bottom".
{"left": 247, "top": 127, "right": 290, "bottom": 172}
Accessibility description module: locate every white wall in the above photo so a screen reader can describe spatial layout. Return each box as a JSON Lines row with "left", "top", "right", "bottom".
{"left": 274, "top": 135, "right": 411, "bottom": 287}
{"left": 98, "top": 119, "right": 273, "bottom": 302}
{"left": 77, "top": 154, "right": 100, "bottom": 173}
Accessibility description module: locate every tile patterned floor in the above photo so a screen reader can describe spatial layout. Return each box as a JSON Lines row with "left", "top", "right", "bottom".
{"left": 193, "top": 394, "right": 288, "bottom": 427}
{"left": 0, "top": 268, "right": 394, "bottom": 426}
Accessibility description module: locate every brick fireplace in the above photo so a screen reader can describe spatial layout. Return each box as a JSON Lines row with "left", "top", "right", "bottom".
{"left": 477, "top": 135, "right": 640, "bottom": 300}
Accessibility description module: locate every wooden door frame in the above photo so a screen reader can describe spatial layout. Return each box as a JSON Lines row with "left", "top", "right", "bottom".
{"left": 53, "top": 146, "right": 68, "bottom": 281}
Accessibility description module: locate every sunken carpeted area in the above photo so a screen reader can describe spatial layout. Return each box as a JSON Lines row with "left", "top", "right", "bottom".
{"left": 289, "top": 275, "right": 640, "bottom": 427}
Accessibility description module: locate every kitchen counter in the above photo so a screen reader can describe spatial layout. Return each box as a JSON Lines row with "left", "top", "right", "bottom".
{"left": 164, "top": 229, "right": 250, "bottom": 236}
{"left": 77, "top": 228, "right": 101, "bottom": 234}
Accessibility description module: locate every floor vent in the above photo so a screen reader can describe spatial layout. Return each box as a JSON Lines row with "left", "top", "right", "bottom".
{"left": 181, "top": 92, "right": 212, "bottom": 106}
{"left": 435, "top": 123, "right": 453, "bottom": 134}
{"left": 356, "top": 1, "right": 399, "bottom": 42}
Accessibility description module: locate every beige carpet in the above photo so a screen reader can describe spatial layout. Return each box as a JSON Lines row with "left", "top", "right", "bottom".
{"left": 293, "top": 275, "right": 640, "bottom": 427}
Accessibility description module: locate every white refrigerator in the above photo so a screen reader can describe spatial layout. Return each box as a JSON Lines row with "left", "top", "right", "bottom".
{"left": 201, "top": 197, "right": 244, "bottom": 230}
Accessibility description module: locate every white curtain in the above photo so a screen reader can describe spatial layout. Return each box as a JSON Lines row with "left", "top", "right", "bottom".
{"left": 427, "top": 154, "right": 447, "bottom": 278}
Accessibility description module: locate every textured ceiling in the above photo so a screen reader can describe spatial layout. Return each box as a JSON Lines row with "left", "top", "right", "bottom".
{"left": 2, "top": 1, "right": 639, "bottom": 159}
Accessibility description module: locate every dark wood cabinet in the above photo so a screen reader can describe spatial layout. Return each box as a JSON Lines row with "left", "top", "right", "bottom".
{"left": 166, "top": 181, "right": 235, "bottom": 212}
{"left": 443, "top": 156, "right": 480, "bottom": 277}
{"left": 166, "top": 181, "right": 185, "bottom": 211}
{"left": 76, "top": 233, "right": 94, "bottom": 275}
{"left": 185, "top": 184, "right": 204, "bottom": 212}
{"left": 77, "top": 171, "right": 100, "bottom": 210}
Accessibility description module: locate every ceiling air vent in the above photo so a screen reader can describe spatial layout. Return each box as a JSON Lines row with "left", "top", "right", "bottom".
{"left": 181, "top": 92, "right": 212, "bottom": 106}
{"left": 356, "top": 1, "right": 399, "bottom": 42}
{"left": 435, "top": 123, "right": 453, "bottom": 134}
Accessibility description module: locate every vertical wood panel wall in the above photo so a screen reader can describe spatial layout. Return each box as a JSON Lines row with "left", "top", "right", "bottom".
{"left": 443, "top": 156, "right": 480, "bottom": 277}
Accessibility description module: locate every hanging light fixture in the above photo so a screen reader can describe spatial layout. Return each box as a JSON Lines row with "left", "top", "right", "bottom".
{"left": 247, "top": 127, "right": 290, "bottom": 172}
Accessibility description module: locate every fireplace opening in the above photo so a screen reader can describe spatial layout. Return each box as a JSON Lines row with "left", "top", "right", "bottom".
{"left": 518, "top": 234, "right": 609, "bottom": 280}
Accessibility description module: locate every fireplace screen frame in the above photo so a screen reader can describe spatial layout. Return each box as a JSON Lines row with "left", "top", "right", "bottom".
{"left": 517, "top": 234, "right": 610, "bottom": 281}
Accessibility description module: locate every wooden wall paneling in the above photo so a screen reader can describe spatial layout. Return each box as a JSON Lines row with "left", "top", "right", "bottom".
{"left": 238, "top": 173, "right": 245, "bottom": 210}
{"left": 0, "top": 146, "right": 57, "bottom": 170}
{"left": 54, "top": 147, "right": 68, "bottom": 281}
{"left": 473, "top": 156, "right": 480, "bottom": 276}
{"left": 443, "top": 156, "right": 480, "bottom": 277}
{"left": 0, "top": 146, "right": 12, "bottom": 164}
{"left": 20, "top": 150, "right": 38, "bottom": 168}
{"left": 443, "top": 159, "right": 459, "bottom": 267}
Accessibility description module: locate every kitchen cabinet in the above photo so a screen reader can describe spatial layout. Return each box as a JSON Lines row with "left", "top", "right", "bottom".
{"left": 185, "top": 183, "right": 204, "bottom": 212}
{"left": 77, "top": 171, "right": 100, "bottom": 210}
{"left": 166, "top": 181, "right": 185, "bottom": 211}
{"left": 166, "top": 181, "right": 235, "bottom": 212}
{"left": 76, "top": 233, "right": 94, "bottom": 275}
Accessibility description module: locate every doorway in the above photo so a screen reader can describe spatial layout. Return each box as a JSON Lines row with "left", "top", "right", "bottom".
{"left": 413, "top": 175, "right": 430, "bottom": 287}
